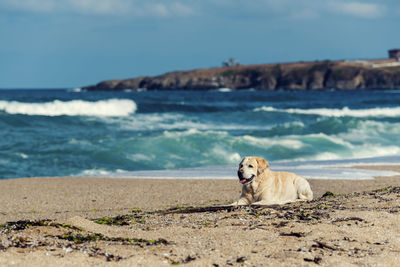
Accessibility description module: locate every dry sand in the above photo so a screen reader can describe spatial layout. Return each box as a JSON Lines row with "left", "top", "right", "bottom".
{"left": 0, "top": 165, "right": 399, "bottom": 266}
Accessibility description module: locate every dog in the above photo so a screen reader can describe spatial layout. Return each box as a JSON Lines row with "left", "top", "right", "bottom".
{"left": 231, "top": 156, "right": 313, "bottom": 205}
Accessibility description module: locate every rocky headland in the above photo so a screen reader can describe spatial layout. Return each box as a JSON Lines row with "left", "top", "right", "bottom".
{"left": 83, "top": 60, "right": 400, "bottom": 91}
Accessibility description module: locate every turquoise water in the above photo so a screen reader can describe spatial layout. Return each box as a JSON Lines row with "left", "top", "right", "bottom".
{"left": 0, "top": 89, "right": 399, "bottom": 179}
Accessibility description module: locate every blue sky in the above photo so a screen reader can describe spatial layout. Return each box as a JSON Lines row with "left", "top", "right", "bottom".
{"left": 0, "top": 0, "right": 399, "bottom": 88}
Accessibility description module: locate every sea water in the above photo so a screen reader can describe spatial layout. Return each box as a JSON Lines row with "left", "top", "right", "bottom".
{"left": 0, "top": 89, "right": 399, "bottom": 180}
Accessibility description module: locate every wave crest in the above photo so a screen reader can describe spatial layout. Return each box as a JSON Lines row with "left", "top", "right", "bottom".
{"left": 0, "top": 99, "right": 137, "bottom": 117}
{"left": 254, "top": 106, "right": 400, "bottom": 117}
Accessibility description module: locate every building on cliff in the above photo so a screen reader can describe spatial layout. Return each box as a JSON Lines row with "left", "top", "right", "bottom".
{"left": 222, "top": 58, "right": 240, "bottom": 67}
{"left": 388, "top": 49, "right": 400, "bottom": 61}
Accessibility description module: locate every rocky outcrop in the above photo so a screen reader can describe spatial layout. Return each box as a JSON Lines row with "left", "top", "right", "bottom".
{"left": 83, "top": 61, "right": 400, "bottom": 91}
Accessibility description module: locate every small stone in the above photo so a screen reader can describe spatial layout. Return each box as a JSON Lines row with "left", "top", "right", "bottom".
{"left": 236, "top": 256, "right": 247, "bottom": 263}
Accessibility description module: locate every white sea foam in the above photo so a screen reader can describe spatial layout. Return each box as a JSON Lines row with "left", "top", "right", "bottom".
{"left": 161, "top": 128, "right": 245, "bottom": 141}
{"left": 127, "top": 153, "right": 155, "bottom": 162}
{"left": 346, "top": 120, "right": 400, "bottom": 138}
{"left": 217, "top": 88, "right": 233, "bottom": 92}
{"left": 106, "top": 113, "right": 296, "bottom": 132}
{"left": 242, "top": 135, "right": 305, "bottom": 150}
{"left": 16, "top": 153, "right": 29, "bottom": 159}
{"left": 77, "top": 169, "right": 116, "bottom": 177}
{"left": 0, "top": 99, "right": 136, "bottom": 117}
{"left": 209, "top": 145, "right": 241, "bottom": 163}
{"left": 254, "top": 106, "right": 400, "bottom": 117}
{"left": 304, "top": 133, "right": 354, "bottom": 147}
{"left": 68, "top": 138, "right": 93, "bottom": 146}
{"left": 347, "top": 145, "right": 400, "bottom": 159}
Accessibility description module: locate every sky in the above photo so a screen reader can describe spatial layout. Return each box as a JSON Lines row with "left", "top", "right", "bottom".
{"left": 0, "top": 0, "right": 399, "bottom": 88}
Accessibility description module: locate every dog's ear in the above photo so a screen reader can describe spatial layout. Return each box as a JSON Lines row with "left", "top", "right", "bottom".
{"left": 256, "top": 157, "right": 269, "bottom": 175}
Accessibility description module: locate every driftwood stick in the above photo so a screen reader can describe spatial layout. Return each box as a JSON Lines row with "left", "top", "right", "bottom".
{"left": 164, "top": 205, "right": 238, "bottom": 214}
{"left": 331, "top": 217, "right": 364, "bottom": 223}
{"left": 314, "top": 240, "right": 338, "bottom": 251}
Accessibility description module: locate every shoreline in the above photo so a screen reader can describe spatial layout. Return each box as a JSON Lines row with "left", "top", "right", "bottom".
{"left": 0, "top": 164, "right": 399, "bottom": 223}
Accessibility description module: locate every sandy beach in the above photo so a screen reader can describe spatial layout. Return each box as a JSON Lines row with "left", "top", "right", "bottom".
{"left": 1, "top": 165, "right": 400, "bottom": 266}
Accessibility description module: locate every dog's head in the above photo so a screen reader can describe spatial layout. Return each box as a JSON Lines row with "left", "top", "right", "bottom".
{"left": 237, "top": 156, "right": 269, "bottom": 185}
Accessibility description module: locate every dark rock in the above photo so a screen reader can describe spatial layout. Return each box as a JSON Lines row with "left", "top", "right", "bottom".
{"left": 82, "top": 61, "right": 400, "bottom": 91}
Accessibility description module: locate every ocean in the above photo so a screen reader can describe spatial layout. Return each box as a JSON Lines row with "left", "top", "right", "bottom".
{"left": 0, "top": 88, "right": 399, "bottom": 180}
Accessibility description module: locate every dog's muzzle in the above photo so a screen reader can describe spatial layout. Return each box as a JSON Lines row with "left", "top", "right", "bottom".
{"left": 238, "top": 171, "right": 255, "bottom": 184}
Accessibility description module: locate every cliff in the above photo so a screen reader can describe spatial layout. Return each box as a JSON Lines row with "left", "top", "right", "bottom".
{"left": 83, "top": 60, "right": 400, "bottom": 91}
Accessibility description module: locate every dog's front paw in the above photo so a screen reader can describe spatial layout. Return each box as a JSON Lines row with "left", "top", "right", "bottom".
{"left": 230, "top": 201, "right": 239, "bottom": 206}
{"left": 231, "top": 198, "right": 250, "bottom": 206}
{"left": 251, "top": 201, "right": 280, "bottom": 207}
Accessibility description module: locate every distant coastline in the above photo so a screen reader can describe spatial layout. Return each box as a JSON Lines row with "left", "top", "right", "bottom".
{"left": 83, "top": 59, "right": 400, "bottom": 91}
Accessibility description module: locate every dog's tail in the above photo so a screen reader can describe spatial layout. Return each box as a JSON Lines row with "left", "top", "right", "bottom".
{"left": 297, "top": 177, "right": 313, "bottom": 201}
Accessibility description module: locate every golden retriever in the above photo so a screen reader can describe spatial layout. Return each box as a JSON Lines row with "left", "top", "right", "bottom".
{"left": 231, "top": 156, "right": 313, "bottom": 205}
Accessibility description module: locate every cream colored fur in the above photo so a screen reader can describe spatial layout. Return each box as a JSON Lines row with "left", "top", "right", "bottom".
{"left": 231, "top": 156, "right": 313, "bottom": 205}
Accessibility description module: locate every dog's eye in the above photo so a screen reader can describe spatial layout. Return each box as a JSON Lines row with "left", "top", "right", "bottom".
{"left": 248, "top": 165, "right": 253, "bottom": 168}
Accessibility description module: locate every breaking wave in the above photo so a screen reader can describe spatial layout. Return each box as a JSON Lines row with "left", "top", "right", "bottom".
{"left": 0, "top": 99, "right": 136, "bottom": 117}
{"left": 254, "top": 106, "right": 400, "bottom": 118}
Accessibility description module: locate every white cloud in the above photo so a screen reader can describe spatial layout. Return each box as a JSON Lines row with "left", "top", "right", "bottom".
{"left": 150, "top": 3, "right": 170, "bottom": 17}
{"left": 139, "top": 3, "right": 195, "bottom": 18}
{"left": 288, "top": 8, "right": 320, "bottom": 20}
{"left": 172, "top": 3, "right": 195, "bottom": 16}
{"left": 68, "top": 0, "right": 131, "bottom": 15}
{"left": 268, "top": 0, "right": 386, "bottom": 20}
{"left": 328, "top": 1, "right": 385, "bottom": 18}
{"left": 0, "top": 0, "right": 195, "bottom": 17}
{"left": 195, "top": 0, "right": 387, "bottom": 21}
{"left": 0, "top": 0, "right": 391, "bottom": 19}
{"left": 0, "top": 0, "right": 56, "bottom": 13}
